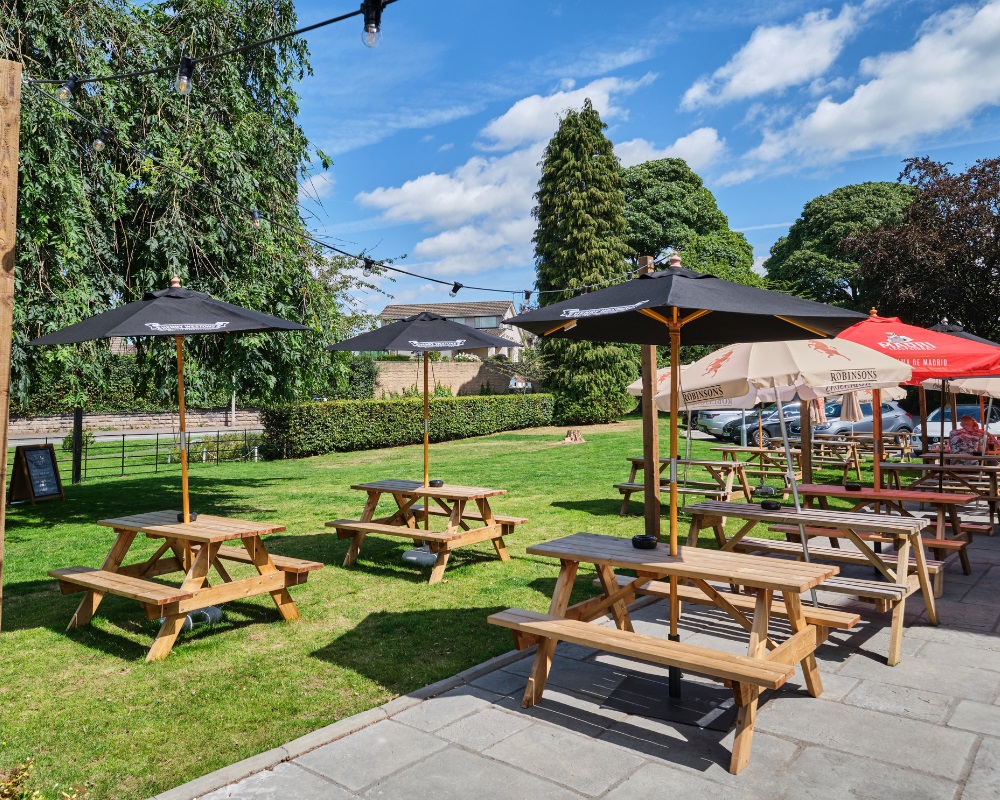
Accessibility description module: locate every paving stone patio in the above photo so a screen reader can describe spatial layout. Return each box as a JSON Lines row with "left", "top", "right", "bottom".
{"left": 154, "top": 502, "right": 1000, "bottom": 800}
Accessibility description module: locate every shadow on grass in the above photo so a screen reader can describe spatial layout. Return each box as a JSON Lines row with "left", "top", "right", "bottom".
{"left": 311, "top": 606, "right": 509, "bottom": 696}
{"left": 549, "top": 499, "right": 625, "bottom": 518}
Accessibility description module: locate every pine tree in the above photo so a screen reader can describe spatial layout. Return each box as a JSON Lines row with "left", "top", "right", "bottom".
{"left": 532, "top": 99, "right": 637, "bottom": 425}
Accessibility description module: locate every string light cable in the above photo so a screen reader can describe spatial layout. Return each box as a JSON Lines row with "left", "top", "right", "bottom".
{"left": 23, "top": 77, "right": 649, "bottom": 298}
{"left": 30, "top": 0, "right": 400, "bottom": 90}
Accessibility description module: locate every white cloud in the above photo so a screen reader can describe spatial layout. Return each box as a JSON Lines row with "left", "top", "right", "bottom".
{"left": 739, "top": 1, "right": 1000, "bottom": 173}
{"left": 616, "top": 128, "right": 726, "bottom": 171}
{"left": 478, "top": 74, "right": 657, "bottom": 151}
{"left": 298, "top": 172, "right": 335, "bottom": 202}
{"left": 437, "top": 143, "right": 454, "bottom": 152}
{"left": 681, "top": 4, "right": 863, "bottom": 109}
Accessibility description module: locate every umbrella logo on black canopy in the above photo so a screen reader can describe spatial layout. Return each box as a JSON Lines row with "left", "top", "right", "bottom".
{"left": 408, "top": 339, "right": 466, "bottom": 348}
{"left": 558, "top": 301, "right": 648, "bottom": 318}
{"left": 145, "top": 322, "right": 231, "bottom": 332}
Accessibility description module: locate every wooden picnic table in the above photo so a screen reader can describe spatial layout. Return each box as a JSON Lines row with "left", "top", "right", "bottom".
{"left": 489, "top": 532, "right": 852, "bottom": 774}
{"left": 685, "top": 500, "right": 939, "bottom": 666}
{"left": 49, "top": 511, "right": 321, "bottom": 661}
{"left": 787, "top": 436, "right": 862, "bottom": 482}
{"left": 326, "top": 479, "right": 525, "bottom": 584}
{"left": 615, "top": 457, "right": 752, "bottom": 515}
{"left": 711, "top": 445, "right": 803, "bottom": 495}
{"left": 881, "top": 461, "right": 1000, "bottom": 530}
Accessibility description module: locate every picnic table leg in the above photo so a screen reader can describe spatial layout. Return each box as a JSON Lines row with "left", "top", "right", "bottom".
{"left": 909, "top": 532, "right": 939, "bottom": 626}
{"left": 243, "top": 536, "right": 300, "bottom": 621}
{"left": 428, "top": 545, "right": 451, "bottom": 585}
{"left": 730, "top": 589, "right": 771, "bottom": 774}
{"left": 620, "top": 461, "right": 640, "bottom": 515}
{"left": 476, "top": 498, "right": 510, "bottom": 562}
{"left": 887, "top": 535, "right": 911, "bottom": 667}
{"left": 147, "top": 540, "right": 214, "bottom": 662}
{"left": 522, "top": 560, "right": 578, "bottom": 708}
{"left": 783, "top": 593, "right": 822, "bottom": 697}
{"left": 595, "top": 565, "right": 634, "bottom": 632}
{"left": 68, "top": 528, "right": 137, "bottom": 630}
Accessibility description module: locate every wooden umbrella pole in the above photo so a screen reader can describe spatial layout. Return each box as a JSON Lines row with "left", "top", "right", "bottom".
{"left": 175, "top": 334, "right": 190, "bottom": 525}
{"left": 423, "top": 351, "right": 429, "bottom": 530}
{"left": 640, "top": 343, "right": 660, "bottom": 540}
{"left": 919, "top": 386, "right": 929, "bottom": 454}
{"left": 0, "top": 59, "right": 22, "bottom": 637}
{"left": 872, "top": 388, "right": 883, "bottom": 490}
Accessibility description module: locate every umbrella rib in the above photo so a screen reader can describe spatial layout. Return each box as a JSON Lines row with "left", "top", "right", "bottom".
{"left": 775, "top": 316, "right": 831, "bottom": 337}
{"left": 638, "top": 308, "right": 671, "bottom": 325}
{"left": 680, "top": 309, "right": 712, "bottom": 326}
{"left": 543, "top": 320, "right": 577, "bottom": 336}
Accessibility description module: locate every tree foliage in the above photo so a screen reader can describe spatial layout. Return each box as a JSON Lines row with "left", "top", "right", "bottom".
{"left": 1, "top": 0, "right": 368, "bottom": 412}
{"left": 622, "top": 158, "right": 758, "bottom": 284}
{"left": 764, "top": 182, "right": 915, "bottom": 309}
{"left": 848, "top": 157, "right": 1000, "bottom": 339}
{"left": 532, "top": 99, "right": 638, "bottom": 425}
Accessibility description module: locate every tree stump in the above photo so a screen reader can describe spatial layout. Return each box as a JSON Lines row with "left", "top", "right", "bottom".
{"left": 562, "top": 429, "right": 586, "bottom": 444}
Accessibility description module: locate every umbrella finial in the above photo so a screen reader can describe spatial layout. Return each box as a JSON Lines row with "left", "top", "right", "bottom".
{"left": 941, "top": 316, "right": 949, "bottom": 325}
{"left": 869, "top": 307, "right": 878, "bottom": 317}
{"left": 170, "top": 275, "right": 182, "bottom": 288}
{"left": 668, "top": 253, "right": 682, "bottom": 269}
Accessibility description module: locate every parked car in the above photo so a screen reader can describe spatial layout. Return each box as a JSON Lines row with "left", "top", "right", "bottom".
{"left": 697, "top": 408, "right": 747, "bottom": 438}
{"left": 722, "top": 403, "right": 802, "bottom": 447}
{"left": 913, "top": 404, "right": 1000, "bottom": 452}
{"left": 788, "top": 400, "right": 913, "bottom": 438}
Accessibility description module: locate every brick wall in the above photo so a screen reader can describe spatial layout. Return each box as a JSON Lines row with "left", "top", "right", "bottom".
{"left": 374, "top": 361, "right": 520, "bottom": 397}
{"left": 9, "top": 408, "right": 261, "bottom": 435}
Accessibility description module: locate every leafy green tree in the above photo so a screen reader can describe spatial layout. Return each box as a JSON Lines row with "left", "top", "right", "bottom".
{"left": 764, "top": 182, "right": 915, "bottom": 309}
{"left": 532, "top": 99, "right": 637, "bottom": 424}
{"left": 849, "top": 157, "right": 1000, "bottom": 340}
{"left": 2, "top": 0, "right": 367, "bottom": 411}
{"left": 621, "top": 158, "right": 757, "bottom": 283}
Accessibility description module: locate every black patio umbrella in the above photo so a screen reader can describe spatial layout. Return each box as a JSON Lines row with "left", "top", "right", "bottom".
{"left": 929, "top": 318, "right": 1000, "bottom": 347}
{"left": 508, "top": 255, "right": 864, "bottom": 697}
{"left": 28, "top": 277, "right": 309, "bottom": 523}
{"left": 327, "top": 312, "right": 521, "bottom": 488}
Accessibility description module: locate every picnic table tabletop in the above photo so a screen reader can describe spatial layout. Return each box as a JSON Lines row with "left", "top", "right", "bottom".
{"left": 97, "top": 510, "right": 286, "bottom": 542}
{"left": 796, "top": 483, "right": 976, "bottom": 506}
{"left": 350, "top": 478, "right": 507, "bottom": 499}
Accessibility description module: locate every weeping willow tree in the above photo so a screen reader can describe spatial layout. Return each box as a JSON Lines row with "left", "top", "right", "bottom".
{"left": 1, "top": 0, "right": 369, "bottom": 411}
{"left": 532, "top": 98, "right": 637, "bottom": 425}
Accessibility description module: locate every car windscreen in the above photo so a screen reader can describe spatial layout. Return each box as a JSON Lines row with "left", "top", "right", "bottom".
{"left": 926, "top": 405, "right": 983, "bottom": 423}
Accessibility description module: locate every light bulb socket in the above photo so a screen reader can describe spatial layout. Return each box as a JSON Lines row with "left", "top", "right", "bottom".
{"left": 449, "top": 282, "right": 463, "bottom": 297}
{"left": 57, "top": 75, "right": 80, "bottom": 102}
{"left": 524, "top": 290, "right": 532, "bottom": 302}
{"left": 92, "top": 127, "right": 112, "bottom": 153}
{"left": 250, "top": 209, "right": 262, "bottom": 226}
{"left": 176, "top": 56, "right": 195, "bottom": 96}
{"left": 361, "top": 0, "right": 385, "bottom": 47}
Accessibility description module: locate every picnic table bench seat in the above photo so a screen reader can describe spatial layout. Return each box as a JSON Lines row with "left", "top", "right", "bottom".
{"left": 409, "top": 504, "right": 528, "bottom": 531}
{"left": 766, "top": 523, "right": 971, "bottom": 575}
{"left": 614, "top": 481, "right": 731, "bottom": 499}
{"left": 50, "top": 566, "right": 194, "bottom": 606}
{"left": 327, "top": 519, "right": 463, "bottom": 543}
{"left": 213, "top": 545, "right": 324, "bottom": 575}
{"left": 596, "top": 574, "right": 860, "bottom": 638}
{"left": 489, "top": 607, "right": 798, "bottom": 690}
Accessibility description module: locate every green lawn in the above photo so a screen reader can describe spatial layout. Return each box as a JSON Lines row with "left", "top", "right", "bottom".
{"left": 0, "top": 419, "right": 861, "bottom": 799}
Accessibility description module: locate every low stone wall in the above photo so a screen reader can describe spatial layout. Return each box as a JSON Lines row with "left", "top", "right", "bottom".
{"left": 374, "top": 361, "right": 519, "bottom": 397}
{"left": 9, "top": 408, "right": 262, "bottom": 435}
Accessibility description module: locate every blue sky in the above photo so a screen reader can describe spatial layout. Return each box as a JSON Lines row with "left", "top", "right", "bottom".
{"left": 291, "top": 0, "right": 1000, "bottom": 315}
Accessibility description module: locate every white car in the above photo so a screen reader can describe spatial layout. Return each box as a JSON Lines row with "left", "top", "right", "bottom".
{"left": 913, "top": 404, "right": 1000, "bottom": 452}
{"left": 697, "top": 408, "right": 747, "bottom": 438}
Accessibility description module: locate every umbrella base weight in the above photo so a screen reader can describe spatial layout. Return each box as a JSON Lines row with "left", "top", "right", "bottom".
{"left": 603, "top": 673, "right": 737, "bottom": 732}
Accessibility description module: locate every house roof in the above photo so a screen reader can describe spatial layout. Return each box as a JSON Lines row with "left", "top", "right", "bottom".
{"left": 381, "top": 300, "right": 514, "bottom": 320}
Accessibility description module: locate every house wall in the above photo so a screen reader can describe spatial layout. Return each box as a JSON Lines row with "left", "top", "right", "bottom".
{"left": 374, "top": 362, "right": 518, "bottom": 397}
{"left": 9, "top": 409, "right": 261, "bottom": 435}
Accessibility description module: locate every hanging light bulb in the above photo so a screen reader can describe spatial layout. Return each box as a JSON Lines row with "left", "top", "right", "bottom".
{"left": 57, "top": 75, "right": 80, "bottom": 102}
{"left": 449, "top": 282, "right": 463, "bottom": 297}
{"left": 524, "top": 290, "right": 532, "bottom": 302}
{"left": 250, "top": 209, "right": 262, "bottom": 227}
{"left": 361, "top": 0, "right": 384, "bottom": 48}
{"left": 175, "top": 56, "right": 195, "bottom": 96}
{"left": 92, "top": 128, "right": 112, "bottom": 153}
{"left": 362, "top": 258, "right": 373, "bottom": 278}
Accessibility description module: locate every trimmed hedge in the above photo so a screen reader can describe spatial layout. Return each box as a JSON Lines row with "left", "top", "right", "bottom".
{"left": 261, "top": 394, "right": 555, "bottom": 458}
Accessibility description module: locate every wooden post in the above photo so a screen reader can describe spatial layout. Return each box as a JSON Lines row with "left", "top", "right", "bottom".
{"left": 799, "top": 399, "right": 812, "bottom": 484}
{"left": 0, "top": 59, "right": 21, "bottom": 636}
{"left": 636, "top": 256, "right": 659, "bottom": 540}
{"left": 423, "top": 351, "right": 430, "bottom": 530}
{"left": 919, "top": 386, "right": 928, "bottom": 454}
{"left": 872, "top": 388, "right": 883, "bottom": 490}
{"left": 175, "top": 333, "right": 190, "bottom": 524}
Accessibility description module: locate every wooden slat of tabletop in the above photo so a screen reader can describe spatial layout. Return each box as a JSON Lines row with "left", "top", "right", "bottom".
{"left": 350, "top": 479, "right": 506, "bottom": 499}
{"left": 797, "top": 483, "right": 976, "bottom": 504}
{"left": 97, "top": 512, "right": 285, "bottom": 542}
{"left": 882, "top": 462, "right": 1000, "bottom": 474}
{"left": 687, "top": 501, "right": 928, "bottom": 532}
{"left": 526, "top": 533, "right": 836, "bottom": 591}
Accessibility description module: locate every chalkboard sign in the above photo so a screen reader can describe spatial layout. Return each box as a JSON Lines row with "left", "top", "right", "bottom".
{"left": 7, "top": 444, "right": 64, "bottom": 505}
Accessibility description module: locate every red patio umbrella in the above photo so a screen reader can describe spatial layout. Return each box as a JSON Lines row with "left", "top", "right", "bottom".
{"left": 837, "top": 312, "right": 1000, "bottom": 483}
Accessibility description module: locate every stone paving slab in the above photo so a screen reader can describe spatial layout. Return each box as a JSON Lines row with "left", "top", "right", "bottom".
{"left": 154, "top": 509, "right": 1000, "bottom": 800}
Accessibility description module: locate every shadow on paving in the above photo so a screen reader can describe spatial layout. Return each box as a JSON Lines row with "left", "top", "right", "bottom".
{"left": 311, "top": 607, "right": 508, "bottom": 696}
